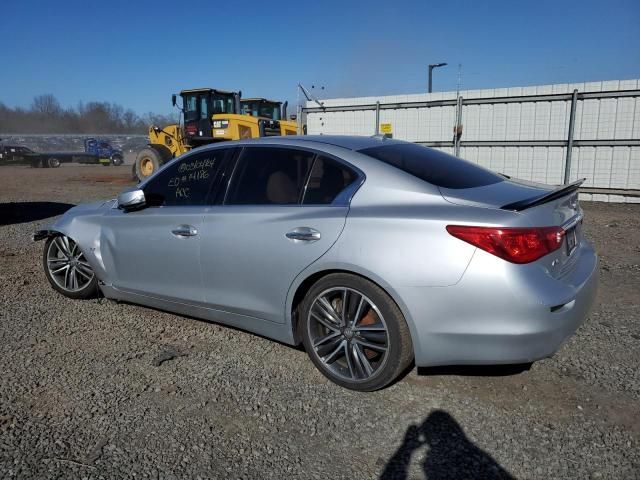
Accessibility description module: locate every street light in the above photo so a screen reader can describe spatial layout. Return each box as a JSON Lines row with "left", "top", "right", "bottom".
{"left": 428, "top": 63, "right": 447, "bottom": 93}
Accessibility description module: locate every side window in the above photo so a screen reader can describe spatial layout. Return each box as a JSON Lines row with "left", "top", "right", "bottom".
{"left": 226, "top": 147, "right": 314, "bottom": 205}
{"left": 303, "top": 156, "right": 358, "bottom": 205}
{"left": 143, "top": 149, "right": 231, "bottom": 207}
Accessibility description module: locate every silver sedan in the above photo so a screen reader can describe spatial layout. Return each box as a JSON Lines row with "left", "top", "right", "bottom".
{"left": 35, "top": 136, "right": 598, "bottom": 391}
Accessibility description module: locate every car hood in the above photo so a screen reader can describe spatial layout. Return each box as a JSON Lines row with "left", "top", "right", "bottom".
{"left": 65, "top": 198, "right": 116, "bottom": 215}
{"left": 59, "top": 198, "right": 116, "bottom": 219}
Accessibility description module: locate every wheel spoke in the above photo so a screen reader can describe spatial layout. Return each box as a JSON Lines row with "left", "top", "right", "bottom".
{"left": 316, "top": 297, "right": 343, "bottom": 327}
{"left": 75, "top": 265, "right": 92, "bottom": 280}
{"left": 322, "top": 339, "right": 346, "bottom": 364}
{"left": 51, "top": 264, "right": 70, "bottom": 275}
{"left": 313, "top": 331, "right": 341, "bottom": 348}
{"left": 316, "top": 336, "right": 343, "bottom": 358}
{"left": 310, "top": 311, "right": 340, "bottom": 333}
{"left": 60, "top": 236, "right": 72, "bottom": 256}
{"left": 72, "top": 268, "right": 79, "bottom": 290}
{"left": 64, "top": 266, "right": 71, "bottom": 289}
{"left": 354, "top": 322, "right": 386, "bottom": 332}
{"left": 354, "top": 338, "right": 387, "bottom": 352}
{"left": 354, "top": 344, "right": 374, "bottom": 376}
{"left": 54, "top": 237, "right": 69, "bottom": 257}
{"left": 341, "top": 288, "right": 348, "bottom": 324}
{"left": 358, "top": 330, "right": 387, "bottom": 343}
{"left": 345, "top": 344, "right": 357, "bottom": 379}
{"left": 47, "top": 258, "right": 67, "bottom": 267}
{"left": 351, "top": 295, "right": 365, "bottom": 326}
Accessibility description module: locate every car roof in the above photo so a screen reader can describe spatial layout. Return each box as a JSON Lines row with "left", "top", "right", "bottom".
{"left": 233, "top": 135, "right": 406, "bottom": 151}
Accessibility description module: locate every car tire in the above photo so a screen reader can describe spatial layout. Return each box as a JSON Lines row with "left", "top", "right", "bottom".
{"left": 300, "top": 273, "right": 413, "bottom": 391}
{"left": 46, "top": 157, "right": 61, "bottom": 168}
{"left": 135, "top": 148, "right": 162, "bottom": 181}
{"left": 111, "top": 155, "right": 124, "bottom": 166}
{"left": 43, "top": 235, "right": 98, "bottom": 299}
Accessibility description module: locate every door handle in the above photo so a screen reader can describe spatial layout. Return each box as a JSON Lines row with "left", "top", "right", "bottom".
{"left": 171, "top": 225, "right": 198, "bottom": 237}
{"left": 286, "top": 227, "right": 321, "bottom": 242}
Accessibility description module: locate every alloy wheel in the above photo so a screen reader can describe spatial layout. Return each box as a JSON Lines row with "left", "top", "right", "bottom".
{"left": 307, "top": 287, "right": 389, "bottom": 382}
{"left": 46, "top": 236, "right": 94, "bottom": 292}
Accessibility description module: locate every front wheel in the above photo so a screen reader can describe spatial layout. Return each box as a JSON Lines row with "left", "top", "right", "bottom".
{"left": 43, "top": 235, "right": 98, "bottom": 299}
{"left": 300, "top": 273, "right": 413, "bottom": 391}
{"left": 134, "top": 148, "right": 163, "bottom": 181}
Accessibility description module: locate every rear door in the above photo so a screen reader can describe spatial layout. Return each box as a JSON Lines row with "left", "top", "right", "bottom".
{"left": 100, "top": 148, "right": 232, "bottom": 303}
{"left": 199, "top": 147, "right": 360, "bottom": 323}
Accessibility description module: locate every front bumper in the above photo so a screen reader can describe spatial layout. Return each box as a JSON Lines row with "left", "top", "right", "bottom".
{"left": 400, "top": 240, "right": 599, "bottom": 367}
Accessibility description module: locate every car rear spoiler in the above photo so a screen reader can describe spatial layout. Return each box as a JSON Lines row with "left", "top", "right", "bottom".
{"left": 501, "top": 178, "right": 586, "bottom": 211}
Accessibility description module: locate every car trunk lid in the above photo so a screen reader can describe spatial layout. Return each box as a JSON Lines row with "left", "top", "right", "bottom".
{"left": 440, "top": 178, "right": 586, "bottom": 276}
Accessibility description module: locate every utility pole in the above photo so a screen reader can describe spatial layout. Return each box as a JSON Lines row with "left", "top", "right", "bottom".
{"left": 428, "top": 63, "right": 447, "bottom": 93}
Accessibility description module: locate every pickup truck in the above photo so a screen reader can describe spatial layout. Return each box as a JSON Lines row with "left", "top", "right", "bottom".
{"left": 0, "top": 138, "right": 124, "bottom": 168}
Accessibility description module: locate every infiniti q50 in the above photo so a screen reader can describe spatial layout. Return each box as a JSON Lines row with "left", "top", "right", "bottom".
{"left": 35, "top": 136, "right": 598, "bottom": 391}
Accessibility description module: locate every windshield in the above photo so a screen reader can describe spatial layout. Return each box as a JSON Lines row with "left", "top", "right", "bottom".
{"left": 182, "top": 92, "right": 235, "bottom": 122}
{"left": 211, "top": 93, "right": 235, "bottom": 114}
{"left": 241, "top": 102, "right": 281, "bottom": 120}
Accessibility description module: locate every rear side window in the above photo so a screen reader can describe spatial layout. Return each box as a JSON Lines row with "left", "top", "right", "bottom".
{"left": 359, "top": 143, "right": 503, "bottom": 189}
{"left": 226, "top": 147, "right": 315, "bottom": 205}
{"left": 303, "top": 156, "right": 357, "bottom": 205}
{"left": 143, "top": 149, "right": 231, "bottom": 206}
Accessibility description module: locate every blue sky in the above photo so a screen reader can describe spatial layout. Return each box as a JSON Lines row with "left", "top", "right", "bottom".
{"left": 1, "top": 0, "right": 639, "bottom": 115}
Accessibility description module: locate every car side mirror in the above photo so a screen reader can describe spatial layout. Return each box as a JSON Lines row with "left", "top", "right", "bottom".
{"left": 171, "top": 94, "right": 177, "bottom": 107}
{"left": 117, "top": 189, "right": 146, "bottom": 211}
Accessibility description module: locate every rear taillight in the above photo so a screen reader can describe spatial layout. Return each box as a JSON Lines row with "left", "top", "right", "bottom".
{"left": 446, "top": 225, "right": 565, "bottom": 264}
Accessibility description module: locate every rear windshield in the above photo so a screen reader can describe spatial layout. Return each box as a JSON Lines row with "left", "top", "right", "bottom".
{"left": 359, "top": 143, "right": 504, "bottom": 189}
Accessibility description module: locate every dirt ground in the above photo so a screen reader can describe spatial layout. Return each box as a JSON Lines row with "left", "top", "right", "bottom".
{"left": 0, "top": 164, "right": 638, "bottom": 479}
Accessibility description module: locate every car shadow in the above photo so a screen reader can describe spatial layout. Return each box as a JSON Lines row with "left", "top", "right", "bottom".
{"left": 0, "top": 202, "right": 75, "bottom": 226}
{"left": 417, "top": 363, "right": 532, "bottom": 377}
{"left": 379, "top": 409, "right": 515, "bottom": 480}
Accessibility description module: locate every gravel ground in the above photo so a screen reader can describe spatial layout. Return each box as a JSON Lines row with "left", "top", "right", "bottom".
{"left": 0, "top": 165, "right": 638, "bottom": 479}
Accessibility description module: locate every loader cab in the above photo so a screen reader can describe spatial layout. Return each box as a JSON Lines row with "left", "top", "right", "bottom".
{"left": 179, "top": 88, "right": 239, "bottom": 143}
{"left": 240, "top": 98, "right": 286, "bottom": 121}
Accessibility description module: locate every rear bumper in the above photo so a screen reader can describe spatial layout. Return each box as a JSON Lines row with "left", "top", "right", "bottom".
{"left": 401, "top": 240, "right": 599, "bottom": 367}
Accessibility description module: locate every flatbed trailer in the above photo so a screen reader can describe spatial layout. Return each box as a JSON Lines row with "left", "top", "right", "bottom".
{"left": 0, "top": 138, "right": 123, "bottom": 168}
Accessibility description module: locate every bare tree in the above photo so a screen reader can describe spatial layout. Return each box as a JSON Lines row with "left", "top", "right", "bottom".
{"left": 31, "top": 94, "right": 62, "bottom": 116}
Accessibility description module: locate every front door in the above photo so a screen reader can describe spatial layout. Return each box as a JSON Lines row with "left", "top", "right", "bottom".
{"left": 100, "top": 148, "right": 233, "bottom": 304}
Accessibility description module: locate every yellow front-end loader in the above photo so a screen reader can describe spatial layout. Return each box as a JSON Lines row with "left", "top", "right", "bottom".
{"left": 134, "top": 88, "right": 298, "bottom": 181}
{"left": 240, "top": 98, "right": 297, "bottom": 136}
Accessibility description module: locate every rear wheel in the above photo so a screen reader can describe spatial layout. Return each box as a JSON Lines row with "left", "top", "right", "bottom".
{"left": 134, "top": 148, "right": 163, "bottom": 181}
{"left": 111, "top": 155, "right": 124, "bottom": 166}
{"left": 300, "top": 273, "right": 413, "bottom": 391}
{"left": 43, "top": 235, "right": 98, "bottom": 299}
{"left": 46, "top": 157, "right": 61, "bottom": 168}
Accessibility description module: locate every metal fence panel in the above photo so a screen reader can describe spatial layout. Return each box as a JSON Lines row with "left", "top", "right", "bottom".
{"left": 304, "top": 79, "right": 640, "bottom": 202}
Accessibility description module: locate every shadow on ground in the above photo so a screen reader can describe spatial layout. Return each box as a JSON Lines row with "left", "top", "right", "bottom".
{"left": 380, "top": 410, "right": 514, "bottom": 480}
{"left": 417, "top": 363, "right": 532, "bottom": 377}
{"left": 0, "top": 202, "right": 75, "bottom": 226}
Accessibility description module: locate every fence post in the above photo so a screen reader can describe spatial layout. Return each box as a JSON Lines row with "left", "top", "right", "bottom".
{"left": 564, "top": 89, "right": 579, "bottom": 184}
{"left": 454, "top": 96, "right": 463, "bottom": 157}
{"left": 375, "top": 101, "right": 380, "bottom": 135}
